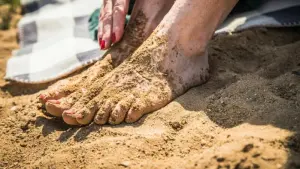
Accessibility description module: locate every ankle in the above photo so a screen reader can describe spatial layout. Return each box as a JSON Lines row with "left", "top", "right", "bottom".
{"left": 157, "top": 0, "right": 239, "bottom": 57}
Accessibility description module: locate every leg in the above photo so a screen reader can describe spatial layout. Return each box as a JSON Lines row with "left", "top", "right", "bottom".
{"left": 62, "top": 0, "right": 239, "bottom": 125}
{"left": 43, "top": 0, "right": 175, "bottom": 122}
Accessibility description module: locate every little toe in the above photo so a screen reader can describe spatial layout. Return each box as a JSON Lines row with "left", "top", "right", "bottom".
{"left": 62, "top": 110, "right": 80, "bottom": 125}
{"left": 109, "top": 97, "right": 134, "bottom": 125}
{"left": 94, "top": 100, "right": 114, "bottom": 125}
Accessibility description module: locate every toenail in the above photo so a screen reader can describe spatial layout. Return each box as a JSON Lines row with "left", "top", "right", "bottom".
{"left": 47, "top": 100, "right": 60, "bottom": 104}
{"left": 64, "top": 110, "right": 75, "bottom": 114}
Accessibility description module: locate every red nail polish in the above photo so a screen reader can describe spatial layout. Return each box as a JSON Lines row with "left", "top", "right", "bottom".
{"left": 112, "top": 33, "right": 116, "bottom": 43}
{"left": 101, "top": 40, "right": 106, "bottom": 50}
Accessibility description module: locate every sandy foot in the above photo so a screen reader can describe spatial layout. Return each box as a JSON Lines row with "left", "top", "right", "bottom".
{"left": 42, "top": 0, "right": 176, "bottom": 121}
{"left": 63, "top": 33, "right": 209, "bottom": 125}
{"left": 42, "top": 11, "right": 149, "bottom": 117}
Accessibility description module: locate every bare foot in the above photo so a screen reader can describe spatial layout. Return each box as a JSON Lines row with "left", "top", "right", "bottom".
{"left": 61, "top": 33, "right": 209, "bottom": 125}
{"left": 60, "top": 0, "right": 239, "bottom": 125}
{"left": 41, "top": 0, "right": 175, "bottom": 119}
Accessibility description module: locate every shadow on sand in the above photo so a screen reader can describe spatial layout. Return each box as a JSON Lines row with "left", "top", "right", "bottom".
{"left": 176, "top": 27, "right": 300, "bottom": 168}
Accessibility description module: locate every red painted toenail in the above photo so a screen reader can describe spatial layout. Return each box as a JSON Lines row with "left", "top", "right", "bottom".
{"left": 112, "top": 33, "right": 116, "bottom": 43}
{"left": 101, "top": 40, "right": 106, "bottom": 50}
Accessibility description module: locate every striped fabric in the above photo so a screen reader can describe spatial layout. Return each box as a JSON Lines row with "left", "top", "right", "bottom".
{"left": 5, "top": 0, "right": 300, "bottom": 83}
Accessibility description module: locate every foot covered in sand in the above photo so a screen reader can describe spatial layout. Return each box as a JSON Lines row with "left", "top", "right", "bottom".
{"left": 47, "top": 0, "right": 223, "bottom": 125}
{"left": 39, "top": 11, "right": 148, "bottom": 117}
{"left": 41, "top": 0, "right": 237, "bottom": 125}
{"left": 76, "top": 34, "right": 209, "bottom": 125}
{"left": 39, "top": 0, "right": 176, "bottom": 122}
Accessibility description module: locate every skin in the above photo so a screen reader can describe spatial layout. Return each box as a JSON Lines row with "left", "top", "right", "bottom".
{"left": 98, "top": 0, "right": 130, "bottom": 49}
{"left": 40, "top": 0, "right": 239, "bottom": 125}
{"left": 98, "top": 0, "right": 175, "bottom": 49}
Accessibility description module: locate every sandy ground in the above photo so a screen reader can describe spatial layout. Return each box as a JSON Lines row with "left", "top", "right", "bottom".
{"left": 1, "top": 7, "right": 300, "bottom": 169}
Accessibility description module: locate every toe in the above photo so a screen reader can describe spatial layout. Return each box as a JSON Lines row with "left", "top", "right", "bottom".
{"left": 45, "top": 100, "right": 65, "bottom": 117}
{"left": 94, "top": 100, "right": 114, "bottom": 125}
{"left": 62, "top": 110, "right": 80, "bottom": 125}
{"left": 39, "top": 79, "right": 72, "bottom": 104}
{"left": 66, "top": 93, "right": 101, "bottom": 125}
{"left": 45, "top": 89, "right": 86, "bottom": 117}
{"left": 62, "top": 87, "right": 103, "bottom": 125}
{"left": 39, "top": 91, "right": 67, "bottom": 105}
{"left": 125, "top": 99, "right": 151, "bottom": 123}
{"left": 75, "top": 103, "right": 98, "bottom": 125}
{"left": 109, "top": 96, "right": 134, "bottom": 125}
{"left": 39, "top": 94, "right": 47, "bottom": 104}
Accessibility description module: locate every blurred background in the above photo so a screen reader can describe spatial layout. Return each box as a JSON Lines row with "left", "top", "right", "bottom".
{"left": 0, "top": 0, "right": 21, "bottom": 30}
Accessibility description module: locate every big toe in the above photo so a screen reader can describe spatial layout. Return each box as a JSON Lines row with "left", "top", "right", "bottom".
{"left": 45, "top": 99, "right": 72, "bottom": 117}
{"left": 39, "top": 89, "right": 72, "bottom": 105}
{"left": 45, "top": 89, "right": 85, "bottom": 117}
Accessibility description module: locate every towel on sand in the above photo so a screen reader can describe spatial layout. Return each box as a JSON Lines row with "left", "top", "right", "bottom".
{"left": 5, "top": 0, "right": 300, "bottom": 83}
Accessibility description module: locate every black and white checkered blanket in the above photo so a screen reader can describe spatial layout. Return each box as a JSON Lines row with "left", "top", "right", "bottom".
{"left": 5, "top": 0, "right": 300, "bottom": 83}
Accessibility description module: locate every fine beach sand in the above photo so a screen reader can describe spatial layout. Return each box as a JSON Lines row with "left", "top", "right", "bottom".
{"left": 1, "top": 6, "right": 300, "bottom": 169}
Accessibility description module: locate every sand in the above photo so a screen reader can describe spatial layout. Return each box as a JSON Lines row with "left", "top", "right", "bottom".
{"left": 0, "top": 7, "right": 300, "bottom": 169}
